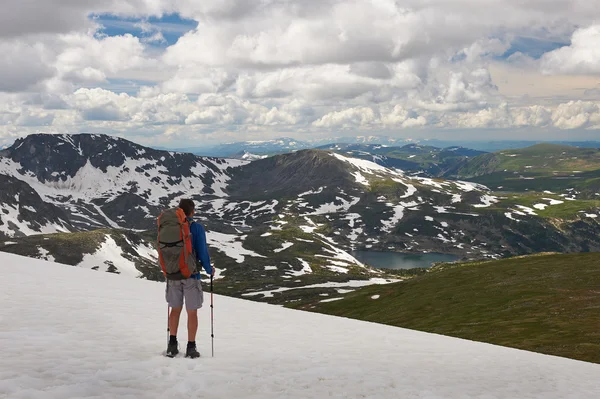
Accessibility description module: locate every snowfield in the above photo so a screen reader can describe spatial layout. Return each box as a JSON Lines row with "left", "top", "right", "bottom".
{"left": 1, "top": 252, "right": 600, "bottom": 399}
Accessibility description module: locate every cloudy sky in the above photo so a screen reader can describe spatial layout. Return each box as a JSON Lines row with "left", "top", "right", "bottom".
{"left": 1, "top": 0, "right": 599, "bottom": 148}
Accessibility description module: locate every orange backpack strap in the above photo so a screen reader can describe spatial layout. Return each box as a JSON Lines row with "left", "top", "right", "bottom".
{"left": 157, "top": 212, "right": 166, "bottom": 276}
{"left": 176, "top": 208, "right": 192, "bottom": 278}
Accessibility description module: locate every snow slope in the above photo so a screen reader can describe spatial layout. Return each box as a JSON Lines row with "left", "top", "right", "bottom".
{"left": 1, "top": 252, "right": 599, "bottom": 399}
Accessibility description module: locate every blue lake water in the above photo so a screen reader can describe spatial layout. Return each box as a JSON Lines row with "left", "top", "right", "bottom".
{"left": 351, "top": 251, "right": 459, "bottom": 270}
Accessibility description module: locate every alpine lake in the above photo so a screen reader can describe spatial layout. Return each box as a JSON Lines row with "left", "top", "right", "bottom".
{"left": 351, "top": 250, "right": 460, "bottom": 270}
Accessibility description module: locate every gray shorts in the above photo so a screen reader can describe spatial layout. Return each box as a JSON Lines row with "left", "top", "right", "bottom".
{"left": 165, "top": 278, "right": 204, "bottom": 311}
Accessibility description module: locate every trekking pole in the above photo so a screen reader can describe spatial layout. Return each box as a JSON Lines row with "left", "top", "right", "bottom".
{"left": 210, "top": 275, "right": 214, "bottom": 357}
{"left": 166, "top": 280, "right": 170, "bottom": 347}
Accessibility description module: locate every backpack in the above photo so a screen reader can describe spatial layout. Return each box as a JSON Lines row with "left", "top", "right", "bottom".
{"left": 157, "top": 207, "right": 195, "bottom": 280}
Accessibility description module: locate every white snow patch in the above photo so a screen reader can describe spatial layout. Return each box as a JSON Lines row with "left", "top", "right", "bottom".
{"left": 543, "top": 198, "right": 564, "bottom": 205}
{"left": 92, "top": 204, "right": 121, "bottom": 229}
{"left": 264, "top": 266, "right": 278, "bottom": 271}
{"left": 37, "top": 247, "right": 55, "bottom": 262}
{"left": 126, "top": 240, "right": 158, "bottom": 265}
{"left": 297, "top": 258, "right": 313, "bottom": 274}
{"left": 392, "top": 179, "right": 418, "bottom": 199}
{"left": 242, "top": 278, "right": 397, "bottom": 298}
{"left": 325, "top": 265, "right": 350, "bottom": 273}
{"left": 415, "top": 177, "right": 444, "bottom": 189}
{"left": 436, "top": 234, "right": 451, "bottom": 243}
{"left": 329, "top": 260, "right": 351, "bottom": 267}
{"left": 453, "top": 181, "right": 488, "bottom": 192}
{"left": 332, "top": 153, "right": 397, "bottom": 175}
{"left": 381, "top": 204, "right": 404, "bottom": 232}
{"left": 77, "top": 235, "right": 141, "bottom": 278}
{"left": 473, "top": 195, "right": 498, "bottom": 208}
{"left": 299, "top": 225, "right": 317, "bottom": 233}
{"left": 320, "top": 297, "right": 345, "bottom": 303}
{"left": 298, "top": 187, "right": 325, "bottom": 197}
{"left": 274, "top": 242, "right": 294, "bottom": 253}
{"left": 505, "top": 213, "right": 521, "bottom": 222}
{"left": 352, "top": 171, "right": 369, "bottom": 185}
{"left": 371, "top": 295, "right": 381, "bottom": 300}
{"left": 304, "top": 196, "right": 360, "bottom": 216}
{"left": 515, "top": 205, "right": 537, "bottom": 216}
{"left": 207, "top": 232, "right": 266, "bottom": 263}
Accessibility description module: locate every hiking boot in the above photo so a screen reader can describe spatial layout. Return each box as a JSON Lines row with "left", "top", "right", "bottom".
{"left": 185, "top": 342, "right": 200, "bottom": 359}
{"left": 166, "top": 339, "right": 179, "bottom": 358}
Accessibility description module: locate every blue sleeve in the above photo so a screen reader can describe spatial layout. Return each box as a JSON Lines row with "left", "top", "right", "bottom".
{"left": 191, "top": 222, "right": 212, "bottom": 276}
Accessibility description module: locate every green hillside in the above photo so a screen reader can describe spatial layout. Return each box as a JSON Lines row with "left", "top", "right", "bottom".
{"left": 445, "top": 143, "right": 600, "bottom": 193}
{"left": 292, "top": 252, "right": 600, "bottom": 364}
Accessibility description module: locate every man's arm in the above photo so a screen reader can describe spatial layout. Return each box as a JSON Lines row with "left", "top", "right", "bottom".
{"left": 191, "top": 222, "right": 213, "bottom": 276}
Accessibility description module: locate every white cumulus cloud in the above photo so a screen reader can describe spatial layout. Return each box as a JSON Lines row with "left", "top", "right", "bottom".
{"left": 0, "top": 0, "right": 600, "bottom": 146}
{"left": 541, "top": 25, "right": 600, "bottom": 75}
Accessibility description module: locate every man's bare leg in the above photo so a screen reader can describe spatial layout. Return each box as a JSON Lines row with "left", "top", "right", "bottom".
{"left": 187, "top": 309, "right": 198, "bottom": 342}
{"left": 169, "top": 307, "right": 182, "bottom": 336}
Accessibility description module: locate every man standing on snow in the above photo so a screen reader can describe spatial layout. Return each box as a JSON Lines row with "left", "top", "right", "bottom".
{"left": 164, "top": 198, "right": 214, "bottom": 358}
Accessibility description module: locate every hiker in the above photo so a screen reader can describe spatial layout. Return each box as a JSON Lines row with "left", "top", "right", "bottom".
{"left": 157, "top": 198, "right": 214, "bottom": 358}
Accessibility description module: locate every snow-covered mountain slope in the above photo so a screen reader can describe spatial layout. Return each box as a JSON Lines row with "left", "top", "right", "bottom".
{"left": 0, "top": 134, "right": 247, "bottom": 236}
{"left": 218, "top": 149, "right": 600, "bottom": 260}
{"left": 2, "top": 133, "right": 600, "bottom": 300}
{"left": 2, "top": 252, "right": 599, "bottom": 399}
{"left": 0, "top": 174, "right": 73, "bottom": 238}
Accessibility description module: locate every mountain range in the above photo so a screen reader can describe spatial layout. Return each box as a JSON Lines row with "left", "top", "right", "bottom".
{"left": 1, "top": 133, "right": 599, "bottom": 305}
{"left": 150, "top": 135, "right": 600, "bottom": 159}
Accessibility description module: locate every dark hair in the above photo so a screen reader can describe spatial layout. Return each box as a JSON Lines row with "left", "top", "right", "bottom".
{"left": 178, "top": 198, "right": 195, "bottom": 216}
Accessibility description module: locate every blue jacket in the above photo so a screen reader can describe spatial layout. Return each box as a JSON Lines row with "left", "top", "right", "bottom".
{"left": 187, "top": 217, "right": 213, "bottom": 277}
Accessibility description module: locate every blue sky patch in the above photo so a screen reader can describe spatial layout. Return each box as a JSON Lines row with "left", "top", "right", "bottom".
{"left": 500, "top": 36, "right": 568, "bottom": 60}
{"left": 90, "top": 13, "right": 197, "bottom": 46}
